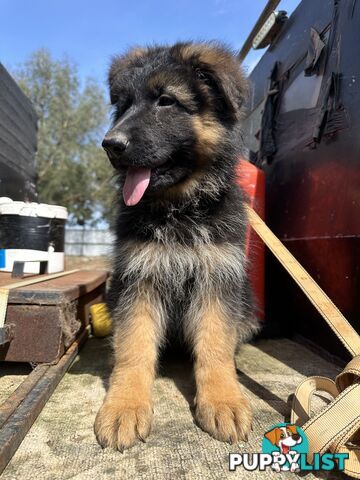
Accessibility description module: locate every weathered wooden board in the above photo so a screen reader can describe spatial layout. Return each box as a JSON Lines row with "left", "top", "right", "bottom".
{"left": 0, "top": 270, "right": 108, "bottom": 363}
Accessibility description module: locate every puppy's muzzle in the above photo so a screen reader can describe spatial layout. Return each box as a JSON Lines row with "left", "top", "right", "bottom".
{"left": 102, "top": 132, "right": 129, "bottom": 168}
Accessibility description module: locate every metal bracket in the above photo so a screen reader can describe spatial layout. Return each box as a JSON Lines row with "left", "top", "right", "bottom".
{"left": 12, "top": 260, "right": 48, "bottom": 278}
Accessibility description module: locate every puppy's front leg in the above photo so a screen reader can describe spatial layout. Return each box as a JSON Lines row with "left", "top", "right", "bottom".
{"left": 94, "top": 294, "right": 162, "bottom": 450}
{"left": 190, "top": 299, "right": 252, "bottom": 443}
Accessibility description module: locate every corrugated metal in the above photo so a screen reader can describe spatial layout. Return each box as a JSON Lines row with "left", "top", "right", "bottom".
{"left": 65, "top": 229, "right": 114, "bottom": 256}
{"left": 0, "top": 63, "right": 37, "bottom": 201}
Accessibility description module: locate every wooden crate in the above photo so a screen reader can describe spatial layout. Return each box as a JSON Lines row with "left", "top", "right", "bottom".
{"left": 0, "top": 270, "right": 108, "bottom": 364}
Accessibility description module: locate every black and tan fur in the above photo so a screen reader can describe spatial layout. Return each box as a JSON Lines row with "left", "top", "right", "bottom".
{"left": 94, "top": 41, "right": 260, "bottom": 450}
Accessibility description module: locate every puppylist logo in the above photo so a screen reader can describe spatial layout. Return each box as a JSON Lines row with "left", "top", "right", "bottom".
{"left": 229, "top": 423, "right": 348, "bottom": 473}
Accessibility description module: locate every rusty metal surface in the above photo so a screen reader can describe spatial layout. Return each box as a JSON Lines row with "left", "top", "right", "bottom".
{"left": 0, "top": 328, "right": 89, "bottom": 475}
{"left": 0, "top": 305, "right": 66, "bottom": 364}
{"left": 0, "top": 365, "right": 49, "bottom": 429}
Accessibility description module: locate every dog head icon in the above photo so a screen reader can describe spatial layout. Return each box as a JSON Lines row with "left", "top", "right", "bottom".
{"left": 264, "top": 424, "right": 302, "bottom": 454}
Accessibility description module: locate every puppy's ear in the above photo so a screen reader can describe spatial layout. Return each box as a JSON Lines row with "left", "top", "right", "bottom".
{"left": 264, "top": 427, "right": 281, "bottom": 445}
{"left": 172, "top": 42, "right": 248, "bottom": 120}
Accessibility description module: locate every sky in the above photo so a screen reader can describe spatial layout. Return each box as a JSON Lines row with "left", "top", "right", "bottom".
{"left": 1, "top": 0, "right": 300, "bottom": 91}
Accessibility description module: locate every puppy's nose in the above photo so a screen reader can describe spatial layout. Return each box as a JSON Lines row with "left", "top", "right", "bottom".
{"left": 102, "top": 133, "right": 129, "bottom": 156}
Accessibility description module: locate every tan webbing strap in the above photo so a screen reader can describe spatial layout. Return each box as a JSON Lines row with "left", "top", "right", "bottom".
{"left": 0, "top": 270, "right": 80, "bottom": 328}
{"left": 291, "top": 376, "right": 339, "bottom": 426}
{"left": 246, "top": 205, "right": 360, "bottom": 478}
{"left": 246, "top": 206, "right": 360, "bottom": 356}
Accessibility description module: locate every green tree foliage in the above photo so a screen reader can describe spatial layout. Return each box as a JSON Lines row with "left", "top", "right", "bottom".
{"left": 14, "top": 49, "right": 115, "bottom": 226}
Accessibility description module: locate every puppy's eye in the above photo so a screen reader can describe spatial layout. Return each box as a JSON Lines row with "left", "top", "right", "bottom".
{"left": 115, "top": 98, "right": 133, "bottom": 118}
{"left": 157, "top": 95, "right": 176, "bottom": 107}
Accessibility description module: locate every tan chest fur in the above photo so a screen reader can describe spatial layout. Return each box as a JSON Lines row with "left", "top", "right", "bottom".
{"left": 118, "top": 239, "right": 246, "bottom": 291}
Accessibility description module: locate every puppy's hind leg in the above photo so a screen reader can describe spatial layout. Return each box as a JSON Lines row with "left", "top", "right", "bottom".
{"left": 186, "top": 297, "right": 252, "bottom": 444}
{"left": 94, "top": 289, "right": 164, "bottom": 451}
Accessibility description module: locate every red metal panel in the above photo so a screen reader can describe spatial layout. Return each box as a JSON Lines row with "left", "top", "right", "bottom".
{"left": 237, "top": 159, "right": 265, "bottom": 321}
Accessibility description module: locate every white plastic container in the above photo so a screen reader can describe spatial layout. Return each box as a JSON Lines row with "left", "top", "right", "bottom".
{"left": 0, "top": 197, "right": 68, "bottom": 274}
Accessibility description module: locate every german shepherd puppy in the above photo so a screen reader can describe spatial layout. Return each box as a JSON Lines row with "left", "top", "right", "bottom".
{"left": 95, "top": 42, "right": 260, "bottom": 450}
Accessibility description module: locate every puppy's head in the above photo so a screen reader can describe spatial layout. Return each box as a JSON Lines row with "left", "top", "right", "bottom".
{"left": 264, "top": 425, "right": 302, "bottom": 449}
{"left": 102, "top": 42, "right": 247, "bottom": 206}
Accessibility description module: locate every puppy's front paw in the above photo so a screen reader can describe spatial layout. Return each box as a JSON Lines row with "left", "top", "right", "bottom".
{"left": 94, "top": 399, "right": 153, "bottom": 451}
{"left": 195, "top": 387, "right": 252, "bottom": 444}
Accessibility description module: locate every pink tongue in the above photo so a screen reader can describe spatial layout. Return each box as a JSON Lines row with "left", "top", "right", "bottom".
{"left": 123, "top": 167, "right": 151, "bottom": 206}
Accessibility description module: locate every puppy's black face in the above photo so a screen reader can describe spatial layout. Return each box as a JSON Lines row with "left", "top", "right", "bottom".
{"left": 104, "top": 65, "right": 197, "bottom": 195}
{"left": 103, "top": 43, "right": 247, "bottom": 206}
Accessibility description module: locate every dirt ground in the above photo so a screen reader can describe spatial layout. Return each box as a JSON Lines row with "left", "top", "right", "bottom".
{"left": 65, "top": 256, "right": 110, "bottom": 271}
{"left": 1, "top": 337, "right": 346, "bottom": 480}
